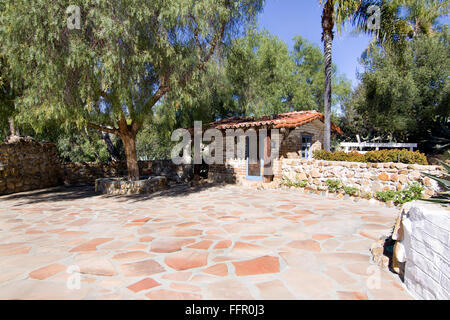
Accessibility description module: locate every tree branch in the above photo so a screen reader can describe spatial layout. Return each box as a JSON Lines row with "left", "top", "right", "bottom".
{"left": 87, "top": 122, "right": 119, "bottom": 135}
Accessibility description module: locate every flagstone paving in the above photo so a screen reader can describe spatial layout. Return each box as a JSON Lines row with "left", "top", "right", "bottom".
{"left": 0, "top": 185, "right": 413, "bottom": 300}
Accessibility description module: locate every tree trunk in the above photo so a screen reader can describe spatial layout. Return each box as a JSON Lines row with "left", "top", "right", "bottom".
{"left": 8, "top": 118, "right": 18, "bottom": 136}
{"left": 322, "top": 1, "right": 334, "bottom": 152}
{"left": 102, "top": 132, "right": 121, "bottom": 162}
{"left": 121, "top": 132, "right": 140, "bottom": 181}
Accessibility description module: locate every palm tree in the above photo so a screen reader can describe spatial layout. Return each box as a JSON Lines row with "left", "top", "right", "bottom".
{"left": 400, "top": 0, "right": 449, "bottom": 37}
{"left": 354, "top": 0, "right": 449, "bottom": 50}
{"left": 320, "top": 0, "right": 362, "bottom": 151}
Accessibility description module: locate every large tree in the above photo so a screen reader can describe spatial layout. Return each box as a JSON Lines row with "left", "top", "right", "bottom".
{"left": 290, "top": 35, "right": 352, "bottom": 113}
{"left": 350, "top": 28, "right": 449, "bottom": 143}
{"left": 0, "top": 0, "right": 264, "bottom": 180}
{"left": 225, "top": 29, "right": 295, "bottom": 116}
{"left": 319, "top": 0, "right": 362, "bottom": 151}
{"left": 0, "top": 54, "right": 15, "bottom": 140}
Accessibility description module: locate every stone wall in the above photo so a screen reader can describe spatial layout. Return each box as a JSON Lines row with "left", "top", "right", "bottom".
{"left": 278, "top": 120, "right": 324, "bottom": 158}
{"left": 0, "top": 138, "right": 62, "bottom": 195}
{"left": 0, "top": 139, "right": 195, "bottom": 195}
{"left": 62, "top": 161, "right": 127, "bottom": 186}
{"left": 62, "top": 160, "right": 194, "bottom": 186}
{"left": 280, "top": 159, "right": 443, "bottom": 197}
{"left": 208, "top": 157, "right": 443, "bottom": 197}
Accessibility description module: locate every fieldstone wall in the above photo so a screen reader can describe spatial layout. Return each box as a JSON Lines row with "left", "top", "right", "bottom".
{"left": 62, "top": 160, "right": 194, "bottom": 186}
{"left": 0, "top": 139, "right": 195, "bottom": 195}
{"left": 95, "top": 176, "right": 168, "bottom": 195}
{"left": 62, "top": 161, "right": 127, "bottom": 186}
{"left": 0, "top": 138, "right": 62, "bottom": 195}
{"left": 280, "top": 159, "right": 443, "bottom": 197}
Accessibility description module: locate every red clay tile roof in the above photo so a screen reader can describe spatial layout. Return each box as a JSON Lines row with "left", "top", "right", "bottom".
{"left": 210, "top": 110, "right": 343, "bottom": 135}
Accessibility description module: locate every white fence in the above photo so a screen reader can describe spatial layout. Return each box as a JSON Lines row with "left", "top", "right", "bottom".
{"left": 340, "top": 142, "right": 418, "bottom": 154}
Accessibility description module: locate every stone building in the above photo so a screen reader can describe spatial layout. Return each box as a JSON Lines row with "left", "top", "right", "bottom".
{"left": 206, "top": 110, "right": 343, "bottom": 184}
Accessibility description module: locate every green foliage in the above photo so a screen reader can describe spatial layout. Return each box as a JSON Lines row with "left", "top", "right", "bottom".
{"left": 326, "top": 179, "right": 341, "bottom": 193}
{"left": 140, "top": 32, "right": 353, "bottom": 157}
{"left": 315, "top": 150, "right": 366, "bottom": 162}
{"left": 422, "top": 159, "right": 450, "bottom": 204}
{"left": 342, "top": 185, "right": 358, "bottom": 196}
{"left": 136, "top": 120, "right": 175, "bottom": 160}
{"left": 314, "top": 149, "right": 428, "bottom": 165}
{"left": 17, "top": 120, "right": 122, "bottom": 163}
{"left": 325, "top": 179, "right": 359, "bottom": 196}
{"left": 364, "top": 149, "right": 428, "bottom": 165}
{"left": 290, "top": 35, "right": 352, "bottom": 113}
{"left": 355, "top": 0, "right": 450, "bottom": 51}
{"left": 376, "top": 183, "right": 425, "bottom": 205}
{"left": 282, "top": 175, "right": 308, "bottom": 188}
{"left": 0, "top": 54, "right": 18, "bottom": 140}
{"left": 224, "top": 32, "right": 352, "bottom": 117}
{"left": 57, "top": 130, "right": 110, "bottom": 163}
{"left": 349, "top": 28, "right": 449, "bottom": 143}
{"left": 226, "top": 29, "right": 295, "bottom": 116}
{"left": 376, "top": 189, "right": 397, "bottom": 202}
{"left": 0, "top": 0, "right": 264, "bottom": 178}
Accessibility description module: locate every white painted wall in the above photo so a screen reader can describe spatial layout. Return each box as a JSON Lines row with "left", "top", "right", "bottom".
{"left": 400, "top": 201, "right": 450, "bottom": 299}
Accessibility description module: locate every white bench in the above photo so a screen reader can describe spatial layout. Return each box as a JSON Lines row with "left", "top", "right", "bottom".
{"left": 340, "top": 142, "right": 418, "bottom": 154}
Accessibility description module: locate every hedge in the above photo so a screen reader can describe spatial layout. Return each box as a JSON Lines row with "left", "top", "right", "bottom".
{"left": 313, "top": 149, "right": 428, "bottom": 165}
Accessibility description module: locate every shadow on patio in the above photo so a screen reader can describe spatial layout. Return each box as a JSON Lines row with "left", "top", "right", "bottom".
{"left": 0, "top": 182, "right": 224, "bottom": 206}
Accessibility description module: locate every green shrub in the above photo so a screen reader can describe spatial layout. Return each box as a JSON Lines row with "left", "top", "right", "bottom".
{"left": 326, "top": 179, "right": 341, "bottom": 192}
{"left": 422, "top": 159, "right": 450, "bottom": 205}
{"left": 313, "top": 150, "right": 365, "bottom": 162}
{"left": 376, "top": 190, "right": 397, "bottom": 202}
{"left": 343, "top": 185, "right": 358, "bottom": 196}
{"left": 376, "top": 183, "right": 424, "bottom": 205}
{"left": 282, "top": 175, "right": 307, "bottom": 188}
{"left": 313, "top": 149, "right": 428, "bottom": 165}
{"left": 396, "top": 183, "right": 425, "bottom": 205}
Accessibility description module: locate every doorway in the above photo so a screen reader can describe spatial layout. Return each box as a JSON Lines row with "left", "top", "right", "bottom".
{"left": 245, "top": 135, "right": 264, "bottom": 181}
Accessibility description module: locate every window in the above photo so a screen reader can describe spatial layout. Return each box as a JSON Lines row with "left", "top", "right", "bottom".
{"left": 301, "top": 135, "right": 312, "bottom": 159}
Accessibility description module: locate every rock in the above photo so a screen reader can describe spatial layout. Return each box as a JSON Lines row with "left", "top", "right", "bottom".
{"left": 408, "top": 171, "right": 421, "bottom": 180}
{"left": 310, "top": 169, "right": 320, "bottom": 178}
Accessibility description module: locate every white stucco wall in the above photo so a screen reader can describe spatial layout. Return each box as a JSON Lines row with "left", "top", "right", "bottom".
{"left": 400, "top": 201, "right": 450, "bottom": 299}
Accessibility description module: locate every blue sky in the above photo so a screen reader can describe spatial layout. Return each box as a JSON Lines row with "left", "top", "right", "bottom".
{"left": 257, "top": 0, "right": 450, "bottom": 88}
{"left": 257, "top": 0, "right": 373, "bottom": 88}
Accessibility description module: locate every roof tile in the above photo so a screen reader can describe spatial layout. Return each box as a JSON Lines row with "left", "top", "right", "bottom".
{"left": 210, "top": 111, "right": 343, "bottom": 135}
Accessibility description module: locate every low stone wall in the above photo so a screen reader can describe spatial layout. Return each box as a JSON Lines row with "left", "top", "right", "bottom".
{"left": 0, "top": 138, "right": 62, "bottom": 195}
{"left": 62, "top": 161, "right": 127, "bottom": 186}
{"left": 95, "top": 176, "right": 168, "bottom": 195}
{"left": 280, "top": 159, "right": 443, "bottom": 197}
{"left": 61, "top": 160, "right": 194, "bottom": 186}
{"left": 0, "top": 138, "right": 195, "bottom": 195}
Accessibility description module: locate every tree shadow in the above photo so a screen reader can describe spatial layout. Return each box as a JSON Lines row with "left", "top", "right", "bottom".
{"left": 103, "top": 181, "right": 227, "bottom": 204}
{"left": 0, "top": 181, "right": 230, "bottom": 206}
{"left": 0, "top": 185, "right": 99, "bottom": 206}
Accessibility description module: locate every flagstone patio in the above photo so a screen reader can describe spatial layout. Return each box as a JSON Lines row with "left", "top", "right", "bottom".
{"left": 0, "top": 184, "right": 413, "bottom": 300}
